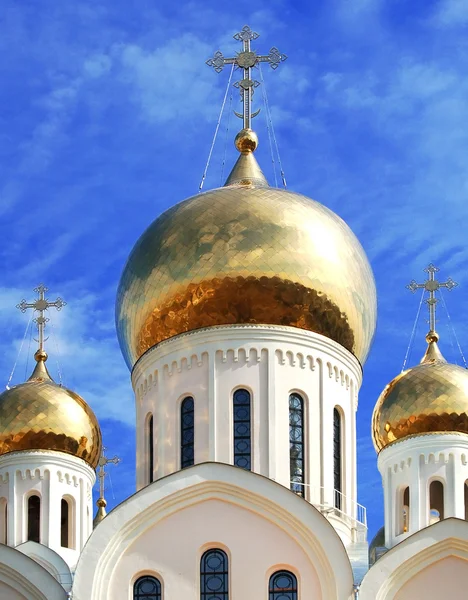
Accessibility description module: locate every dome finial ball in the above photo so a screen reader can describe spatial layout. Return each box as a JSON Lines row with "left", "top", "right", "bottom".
{"left": 235, "top": 129, "right": 258, "bottom": 153}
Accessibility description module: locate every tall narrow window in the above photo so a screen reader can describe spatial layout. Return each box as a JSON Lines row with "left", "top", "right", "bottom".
{"left": 333, "top": 408, "right": 342, "bottom": 509}
{"left": 27, "top": 495, "right": 40, "bottom": 543}
{"left": 0, "top": 498, "right": 7, "bottom": 545}
{"left": 181, "top": 396, "right": 195, "bottom": 469}
{"left": 429, "top": 480, "right": 444, "bottom": 523}
{"left": 133, "top": 575, "right": 162, "bottom": 600}
{"left": 148, "top": 414, "right": 154, "bottom": 484}
{"left": 233, "top": 389, "right": 251, "bottom": 470}
{"left": 289, "top": 393, "right": 304, "bottom": 497}
{"left": 465, "top": 481, "right": 468, "bottom": 521}
{"left": 61, "top": 498, "right": 70, "bottom": 548}
{"left": 269, "top": 570, "right": 298, "bottom": 600}
{"left": 200, "top": 549, "right": 229, "bottom": 599}
{"left": 397, "top": 486, "right": 410, "bottom": 535}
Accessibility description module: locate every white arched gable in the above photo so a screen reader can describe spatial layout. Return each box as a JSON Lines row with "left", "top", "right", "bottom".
{"left": 360, "top": 518, "right": 468, "bottom": 600}
{"left": 16, "top": 540, "right": 72, "bottom": 592}
{"left": 0, "top": 543, "right": 66, "bottom": 600}
{"left": 73, "top": 462, "right": 354, "bottom": 600}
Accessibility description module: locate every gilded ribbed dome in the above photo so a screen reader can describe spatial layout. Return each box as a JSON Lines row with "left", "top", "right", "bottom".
{"left": 0, "top": 351, "right": 102, "bottom": 468}
{"left": 116, "top": 129, "right": 377, "bottom": 369}
{"left": 372, "top": 332, "right": 468, "bottom": 452}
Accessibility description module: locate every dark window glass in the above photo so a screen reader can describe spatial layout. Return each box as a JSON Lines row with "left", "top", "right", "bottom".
{"left": 28, "top": 495, "right": 40, "bottom": 543}
{"left": 233, "top": 389, "right": 251, "bottom": 470}
{"left": 61, "top": 498, "right": 70, "bottom": 548}
{"left": 181, "top": 397, "right": 195, "bottom": 468}
{"left": 289, "top": 393, "right": 304, "bottom": 497}
{"left": 148, "top": 415, "right": 154, "bottom": 484}
{"left": 133, "top": 575, "right": 162, "bottom": 600}
{"left": 333, "top": 408, "right": 342, "bottom": 509}
{"left": 269, "top": 570, "right": 298, "bottom": 600}
{"left": 200, "top": 549, "right": 229, "bottom": 599}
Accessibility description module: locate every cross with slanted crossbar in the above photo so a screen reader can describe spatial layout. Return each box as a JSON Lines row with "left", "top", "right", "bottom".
{"left": 16, "top": 284, "right": 66, "bottom": 352}
{"left": 206, "top": 25, "right": 287, "bottom": 130}
{"left": 407, "top": 264, "right": 457, "bottom": 333}
{"left": 97, "top": 447, "right": 121, "bottom": 503}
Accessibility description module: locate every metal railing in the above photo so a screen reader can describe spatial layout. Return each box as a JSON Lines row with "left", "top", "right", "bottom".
{"left": 289, "top": 482, "right": 367, "bottom": 529}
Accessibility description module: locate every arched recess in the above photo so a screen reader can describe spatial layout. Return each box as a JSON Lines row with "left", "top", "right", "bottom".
{"left": 429, "top": 480, "right": 444, "bottom": 523}
{"left": 133, "top": 574, "right": 162, "bottom": 599}
{"left": 146, "top": 413, "right": 154, "bottom": 484}
{"left": 180, "top": 396, "right": 195, "bottom": 469}
{"left": 73, "top": 463, "right": 354, "bottom": 600}
{"left": 269, "top": 569, "right": 298, "bottom": 599}
{"left": 61, "top": 496, "right": 75, "bottom": 549}
{"left": 233, "top": 388, "right": 252, "bottom": 471}
{"left": 333, "top": 407, "right": 343, "bottom": 510}
{"left": 289, "top": 392, "right": 305, "bottom": 497}
{"left": 397, "top": 486, "right": 410, "bottom": 535}
{"left": 200, "top": 548, "right": 228, "bottom": 599}
{"left": 27, "top": 494, "right": 41, "bottom": 543}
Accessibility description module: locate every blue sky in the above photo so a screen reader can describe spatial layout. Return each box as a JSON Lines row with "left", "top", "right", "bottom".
{"left": 2, "top": 0, "right": 468, "bottom": 540}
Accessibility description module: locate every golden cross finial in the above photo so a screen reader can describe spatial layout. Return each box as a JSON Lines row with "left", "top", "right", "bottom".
{"left": 97, "top": 447, "right": 120, "bottom": 504}
{"left": 206, "top": 25, "right": 287, "bottom": 130}
{"left": 407, "top": 264, "right": 457, "bottom": 334}
{"left": 16, "top": 284, "right": 66, "bottom": 353}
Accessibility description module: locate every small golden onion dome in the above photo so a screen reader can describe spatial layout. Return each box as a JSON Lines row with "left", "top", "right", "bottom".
{"left": 116, "top": 130, "right": 377, "bottom": 368}
{"left": 372, "top": 332, "right": 468, "bottom": 452}
{"left": 0, "top": 351, "right": 102, "bottom": 468}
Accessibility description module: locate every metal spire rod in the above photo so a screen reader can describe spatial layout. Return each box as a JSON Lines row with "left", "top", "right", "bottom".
{"left": 16, "top": 284, "right": 66, "bottom": 353}
{"left": 206, "top": 25, "right": 287, "bottom": 130}
{"left": 407, "top": 264, "right": 457, "bottom": 334}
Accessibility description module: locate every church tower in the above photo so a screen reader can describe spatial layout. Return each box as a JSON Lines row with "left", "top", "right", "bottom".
{"left": 115, "top": 25, "right": 377, "bottom": 557}
{"left": 372, "top": 265, "right": 468, "bottom": 551}
{"left": 0, "top": 285, "right": 101, "bottom": 580}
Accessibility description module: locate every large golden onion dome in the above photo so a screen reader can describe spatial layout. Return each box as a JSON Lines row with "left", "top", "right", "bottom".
{"left": 372, "top": 331, "right": 468, "bottom": 452}
{"left": 0, "top": 349, "right": 102, "bottom": 468}
{"left": 116, "top": 129, "right": 377, "bottom": 369}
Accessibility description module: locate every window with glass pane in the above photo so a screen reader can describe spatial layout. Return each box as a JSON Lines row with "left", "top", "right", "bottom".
{"left": 181, "top": 396, "right": 195, "bottom": 468}
{"left": 289, "top": 393, "right": 304, "bottom": 497}
{"left": 333, "top": 408, "right": 342, "bottom": 509}
{"left": 148, "top": 415, "right": 154, "bottom": 484}
{"left": 27, "top": 495, "right": 40, "bottom": 543}
{"left": 200, "top": 549, "right": 228, "bottom": 599}
{"left": 269, "top": 570, "right": 298, "bottom": 600}
{"left": 233, "top": 389, "right": 251, "bottom": 470}
{"left": 133, "top": 575, "right": 162, "bottom": 600}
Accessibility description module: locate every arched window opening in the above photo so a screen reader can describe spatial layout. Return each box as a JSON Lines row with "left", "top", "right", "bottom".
{"left": 289, "top": 393, "right": 304, "bottom": 497}
{"left": 61, "top": 498, "right": 73, "bottom": 548}
{"left": 397, "top": 486, "right": 410, "bottom": 535}
{"left": 0, "top": 498, "right": 7, "bottom": 545}
{"left": 269, "top": 570, "right": 298, "bottom": 600}
{"left": 200, "top": 549, "right": 229, "bottom": 599}
{"left": 133, "top": 575, "right": 162, "bottom": 600}
{"left": 27, "top": 495, "right": 40, "bottom": 543}
{"left": 333, "top": 408, "right": 342, "bottom": 509}
{"left": 429, "top": 480, "right": 444, "bottom": 524}
{"left": 148, "top": 414, "right": 154, "bottom": 484}
{"left": 465, "top": 481, "right": 468, "bottom": 521}
{"left": 233, "top": 389, "right": 251, "bottom": 470}
{"left": 181, "top": 397, "right": 195, "bottom": 469}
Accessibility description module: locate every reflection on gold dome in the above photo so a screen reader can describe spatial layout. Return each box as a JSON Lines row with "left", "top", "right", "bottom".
{"left": 372, "top": 332, "right": 468, "bottom": 452}
{"left": 116, "top": 132, "right": 377, "bottom": 369}
{"left": 0, "top": 352, "right": 102, "bottom": 468}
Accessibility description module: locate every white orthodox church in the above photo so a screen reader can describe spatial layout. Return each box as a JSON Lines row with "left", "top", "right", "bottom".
{"left": 2, "top": 25, "right": 468, "bottom": 600}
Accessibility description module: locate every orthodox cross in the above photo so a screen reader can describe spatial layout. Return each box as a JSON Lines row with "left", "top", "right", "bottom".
{"left": 206, "top": 25, "right": 287, "bottom": 130}
{"left": 407, "top": 264, "right": 457, "bottom": 332}
{"left": 16, "top": 284, "right": 66, "bottom": 351}
{"left": 97, "top": 447, "right": 121, "bottom": 504}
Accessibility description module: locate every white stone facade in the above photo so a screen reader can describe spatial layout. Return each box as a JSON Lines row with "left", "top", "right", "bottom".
{"left": 132, "top": 324, "right": 364, "bottom": 546}
{"left": 0, "top": 449, "right": 95, "bottom": 570}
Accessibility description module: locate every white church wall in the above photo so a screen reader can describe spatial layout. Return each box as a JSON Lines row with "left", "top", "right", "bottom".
{"left": 132, "top": 325, "right": 362, "bottom": 545}
{"left": 73, "top": 463, "right": 354, "bottom": 600}
{"left": 0, "top": 450, "right": 95, "bottom": 570}
{"left": 394, "top": 556, "right": 468, "bottom": 600}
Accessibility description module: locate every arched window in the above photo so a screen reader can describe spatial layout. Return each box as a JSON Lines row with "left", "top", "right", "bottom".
{"left": 397, "top": 486, "right": 410, "bottom": 535}
{"left": 289, "top": 393, "right": 304, "bottom": 497}
{"left": 269, "top": 570, "right": 298, "bottom": 600}
{"left": 27, "top": 495, "right": 40, "bottom": 543}
{"left": 333, "top": 408, "right": 342, "bottom": 509}
{"left": 181, "top": 396, "right": 195, "bottom": 469}
{"left": 0, "top": 498, "right": 7, "bottom": 544}
{"left": 465, "top": 481, "right": 468, "bottom": 521}
{"left": 429, "top": 480, "right": 444, "bottom": 523}
{"left": 148, "top": 414, "right": 154, "bottom": 484}
{"left": 61, "top": 498, "right": 70, "bottom": 548}
{"left": 200, "top": 549, "right": 229, "bottom": 599}
{"left": 133, "top": 575, "right": 162, "bottom": 600}
{"left": 233, "top": 389, "right": 251, "bottom": 470}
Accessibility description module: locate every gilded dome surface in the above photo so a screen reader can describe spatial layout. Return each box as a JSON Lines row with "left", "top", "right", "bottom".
{"left": 116, "top": 139, "right": 377, "bottom": 369}
{"left": 0, "top": 353, "right": 102, "bottom": 468}
{"left": 372, "top": 335, "right": 468, "bottom": 452}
